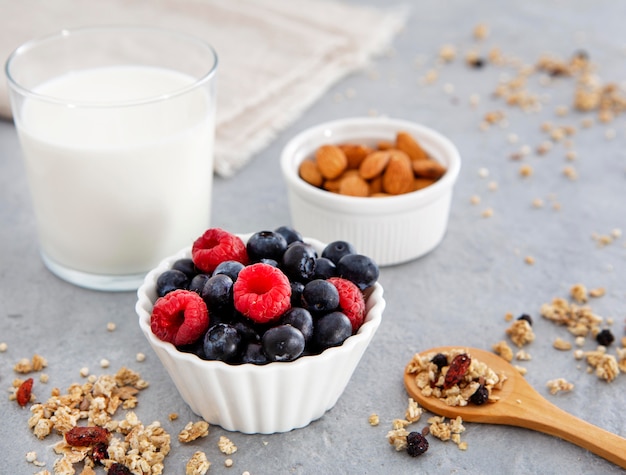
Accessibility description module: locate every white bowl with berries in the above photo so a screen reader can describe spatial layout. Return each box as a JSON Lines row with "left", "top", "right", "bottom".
{"left": 136, "top": 226, "right": 385, "bottom": 434}
{"left": 280, "top": 116, "right": 461, "bottom": 267}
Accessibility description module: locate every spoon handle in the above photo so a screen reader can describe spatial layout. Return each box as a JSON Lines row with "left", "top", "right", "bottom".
{"left": 508, "top": 392, "right": 626, "bottom": 468}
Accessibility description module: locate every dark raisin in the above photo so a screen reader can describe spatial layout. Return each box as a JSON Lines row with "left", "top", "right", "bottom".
{"left": 108, "top": 463, "right": 133, "bottom": 475}
{"left": 406, "top": 431, "right": 429, "bottom": 456}
{"left": 517, "top": 314, "right": 533, "bottom": 326}
{"left": 469, "top": 57, "right": 485, "bottom": 68}
{"left": 596, "top": 329, "right": 615, "bottom": 346}
{"left": 469, "top": 384, "right": 489, "bottom": 405}
{"left": 430, "top": 353, "right": 448, "bottom": 370}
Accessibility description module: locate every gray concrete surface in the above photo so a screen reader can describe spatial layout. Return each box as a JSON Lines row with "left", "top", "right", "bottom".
{"left": 1, "top": 0, "right": 626, "bottom": 474}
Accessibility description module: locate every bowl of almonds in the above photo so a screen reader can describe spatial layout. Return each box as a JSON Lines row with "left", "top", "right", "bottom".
{"left": 280, "top": 117, "right": 461, "bottom": 266}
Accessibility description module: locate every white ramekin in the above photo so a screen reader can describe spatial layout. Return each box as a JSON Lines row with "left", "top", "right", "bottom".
{"left": 136, "top": 235, "right": 385, "bottom": 434}
{"left": 280, "top": 117, "right": 461, "bottom": 266}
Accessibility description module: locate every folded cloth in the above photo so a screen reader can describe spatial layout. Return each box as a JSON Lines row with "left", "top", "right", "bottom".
{"left": 0, "top": 0, "right": 407, "bottom": 176}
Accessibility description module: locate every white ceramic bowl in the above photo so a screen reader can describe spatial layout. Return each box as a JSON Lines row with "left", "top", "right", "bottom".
{"left": 280, "top": 117, "right": 461, "bottom": 266}
{"left": 136, "top": 235, "right": 385, "bottom": 434}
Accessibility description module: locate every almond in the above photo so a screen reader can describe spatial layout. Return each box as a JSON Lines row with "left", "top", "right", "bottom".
{"left": 323, "top": 177, "right": 342, "bottom": 192}
{"left": 396, "top": 131, "right": 429, "bottom": 161}
{"left": 324, "top": 169, "right": 359, "bottom": 192}
{"left": 369, "top": 175, "right": 384, "bottom": 195}
{"left": 412, "top": 159, "right": 447, "bottom": 179}
{"left": 340, "top": 144, "right": 374, "bottom": 169}
{"left": 382, "top": 151, "right": 414, "bottom": 195}
{"left": 377, "top": 140, "right": 395, "bottom": 150}
{"left": 298, "top": 159, "right": 323, "bottom": 187}
{"left": 414, "top": 177, "right": 436, "bottom": 191}
{"left": 339, "top": 174, "right": 370, "bottom": 197}
{"left": 315, "top": 144, "right": 348, "bottom": 179}
{"left": 359, "top": 150, "right": 391, "bottom": 180}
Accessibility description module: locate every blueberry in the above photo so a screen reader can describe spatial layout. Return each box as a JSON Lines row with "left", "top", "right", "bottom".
{"left": 262, "top": 324, "right": 305, "bottom": 362}
{"left": 280, "top": 307, "right": 314, "bottom": 343}
{"left": 171, "top": 258, "right": 198, "bottom": 279}
{"left": 247, "top": 231, "right": 288, "bottom": 263}
{"left": 517, "top": 314, "right": 533, "bottom": 326}
{"left": 274, "top": 225, "right": 303, "bottom": 245}
{"left": 322, "top": 240, "right": 356, "bottom": 264}
{"left": 313, "top": 311, "right": 352, "bottom": 351}
{"left": 313, "top": 257, "right": 337, "bottom": 280}
{"left": 232, "top": 319, "right": 263, "bottom": 344}
{"left": 430, "top": 353, "right": 448, "bottom": 370}
{"left": 213, "top": 260, "right": 245, "bottom": 281}
{"left": 203, "top": 323, "right": 242, "bottom": 362}
{"left": 188, "top": 273, "right": 210, "bottom": 294}
{"left": 280, "top": 242, "right": 316, "bottom": 282}
{"left": 156, "top": 269, "right": 189, "bottom": 297}
{"left": 177, "top": 338, "right": 206, "bottom": 359}
{"left": 259, "top": 258, "right": 278, "bottom": 267}
{"left": 201, "top": 274, "right": 234, "bottom": 313}
{"left": 290, "top": 281, "right": 305, "bottom": 307}
{"left": 337, "top": 254, "right": 379, "bottom": 290}
{"left": 241, "top": 342, "right": 269, "bottom": 365}
{"left": 302, "top": 279, "right": 339, "bottom": 314}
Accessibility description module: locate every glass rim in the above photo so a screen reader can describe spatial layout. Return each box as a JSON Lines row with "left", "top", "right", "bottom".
{"left": 4, "top": 25, "right": 219, "bottom": 108}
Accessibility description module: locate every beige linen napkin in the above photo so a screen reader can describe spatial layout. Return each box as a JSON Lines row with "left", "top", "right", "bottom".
{"left": 0, "top": 0, "right": 407, "bottom": 176}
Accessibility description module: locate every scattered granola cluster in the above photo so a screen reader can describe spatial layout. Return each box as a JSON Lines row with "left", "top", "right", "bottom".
{"left": 501, "top": 284, "right": 625, "bottom": 385}
{"left": 22, "top": 366, "right": 167, "bottom": 475}
{"left": 495, "top": 283, "right": 624, "bottom": 392}
{"left": 385, "top": 397, "right": 468, "bottom": 454}
{"left": 177, "top": 421, "right": 209, "bottom": 443}
{"left": 431, "top": 28, "right": 626, "bottom": 124}
{"left": 505, "top": 318, "right": 535, "bottom": 348}
{"left": 7, "top": 354, "right": 239, "bottom": 475}
{"left": 417, "top": 24, "right": 626, "bottom": 229}
{"left": 546, "top": 378, "right": 574, "bottom": 395}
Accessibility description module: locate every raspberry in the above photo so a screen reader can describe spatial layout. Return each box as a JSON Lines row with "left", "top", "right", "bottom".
{"left": 233, "top": 263, "right": 291, "bottom": 324}
{"left": 327, "top": 277, "right": 365, "bottom": 332}
{"left": 192, "top": 228, "right": 248, "bottom": 273}
{"left": 150, "top": 289, "right": 209, "bottom": 346}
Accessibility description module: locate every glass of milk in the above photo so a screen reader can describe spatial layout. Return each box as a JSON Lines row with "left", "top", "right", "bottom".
{"left": 5, "top": 27, "right": 218, "bottom": 291}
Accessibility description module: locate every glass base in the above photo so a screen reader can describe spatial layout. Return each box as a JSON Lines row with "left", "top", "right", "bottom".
{"left": 41, "top": 252, "right": 147, "bottom": 292}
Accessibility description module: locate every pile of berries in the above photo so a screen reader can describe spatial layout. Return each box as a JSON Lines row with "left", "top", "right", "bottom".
{"left": 150, "top": 226, "right": 379, "bottom": 365}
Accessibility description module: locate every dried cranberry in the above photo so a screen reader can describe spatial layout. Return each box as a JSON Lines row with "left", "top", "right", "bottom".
{"left": 443, "top": 354, "right": 471, "bottom": 389}
{"left": 16, "top": 378, "right": 34, "bottom": 407}
{"left": 91, "top": 441, "right": 108, "bottom": 464}
{"left": 108, "top": 463, "right": 133, "bottom": 475}
{"left": 65, "top": 426, "right": 109, "bottom": 446}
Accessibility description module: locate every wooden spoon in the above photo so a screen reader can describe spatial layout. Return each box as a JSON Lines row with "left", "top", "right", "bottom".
{"left": 404, "top": 346, "right": 626, "bottom": 469}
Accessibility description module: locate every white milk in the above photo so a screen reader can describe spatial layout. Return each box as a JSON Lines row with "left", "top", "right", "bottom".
{"left": 15, "top": 66, "right": 215, "bottom": 275}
